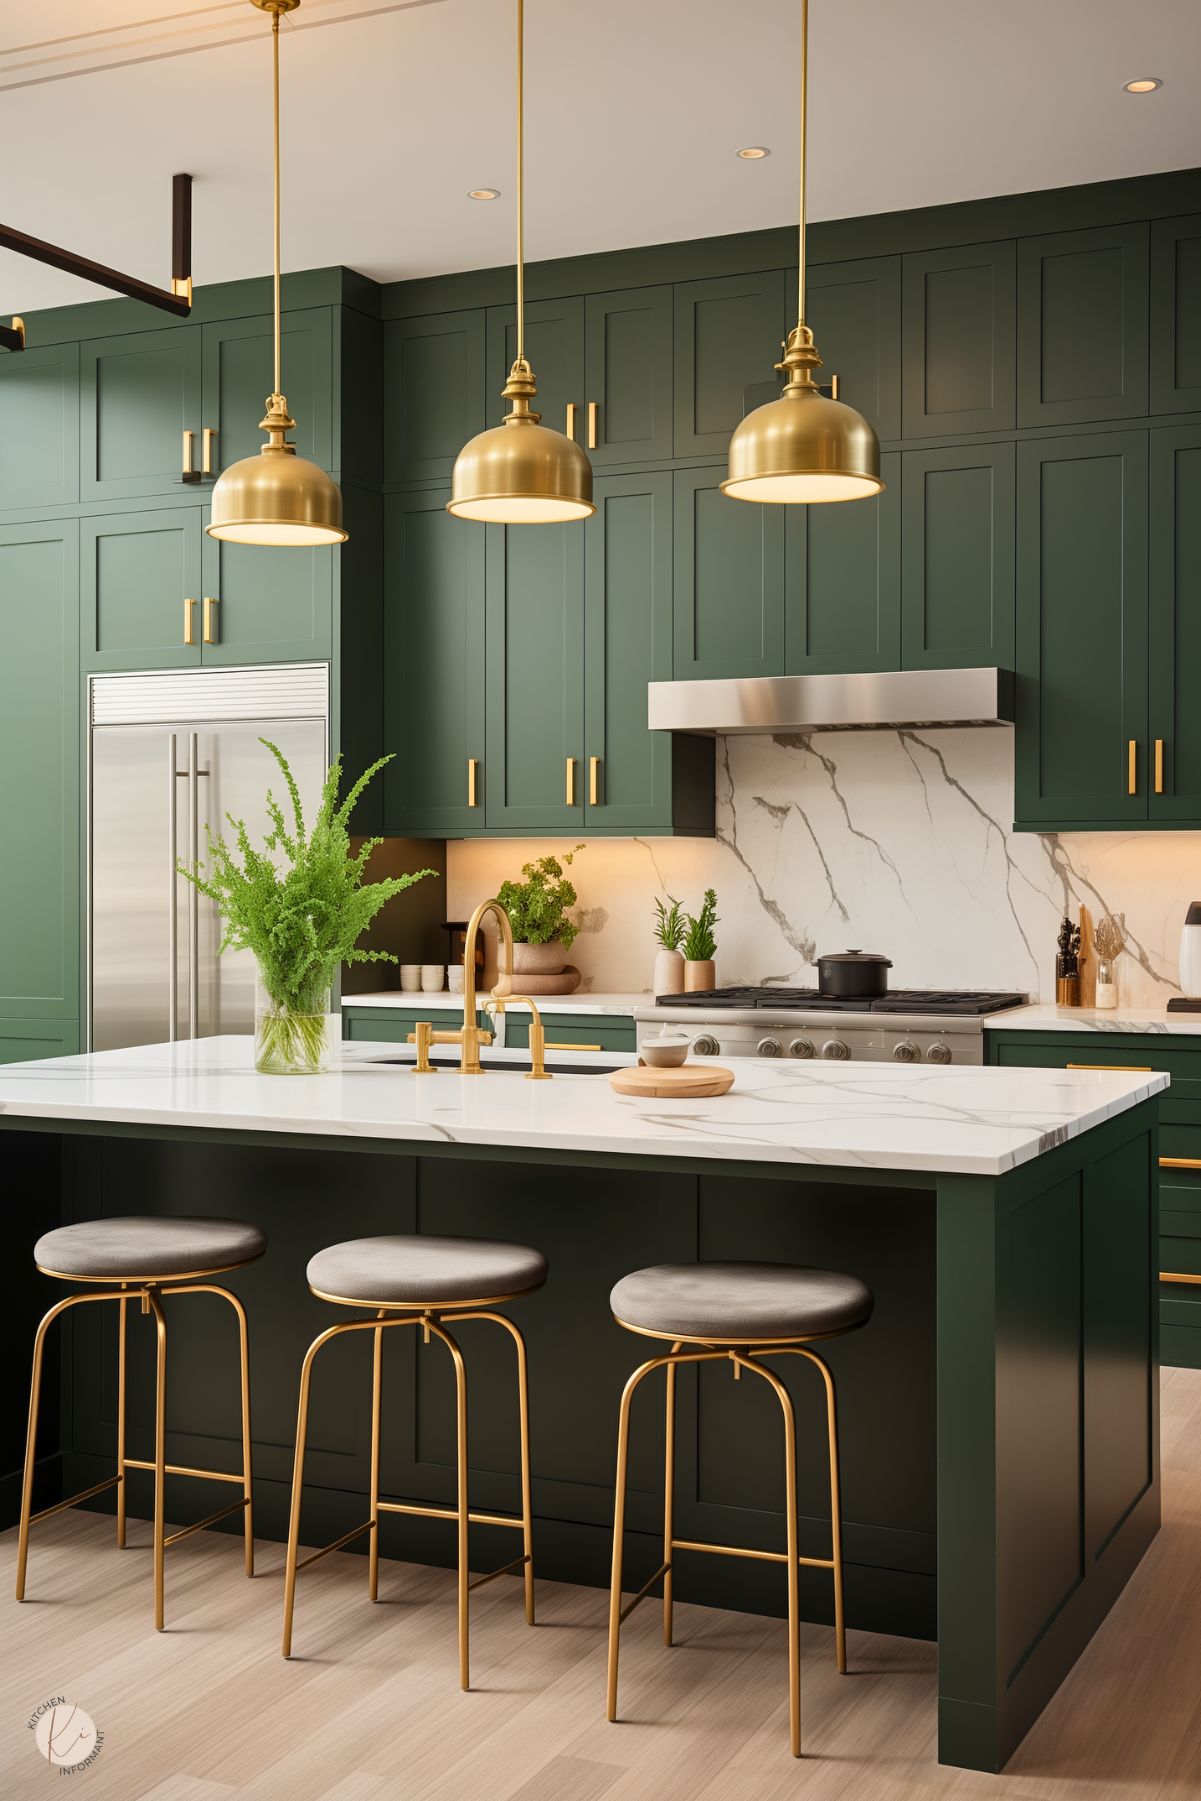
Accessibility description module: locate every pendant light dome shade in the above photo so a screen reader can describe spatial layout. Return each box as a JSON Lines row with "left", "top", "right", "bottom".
{"left": 449, "top": 360, "right": 593, "bottom": 523}
{"left": 723, "top": 326, "right": 883, "bottom": 504}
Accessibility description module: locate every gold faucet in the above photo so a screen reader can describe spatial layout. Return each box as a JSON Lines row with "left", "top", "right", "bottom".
{"left": 409, "top": 897, "right": 551, "bottom": 1079}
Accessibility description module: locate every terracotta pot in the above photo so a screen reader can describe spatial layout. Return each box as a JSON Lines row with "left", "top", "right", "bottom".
{"left": 512, "top": 940, "right": 567, "bottom": 977}
{"left": 684, "top": 959, "right": 716, "bottom": 993}
{"left": 653, "top": 948, "right": 686, "bottom": 997}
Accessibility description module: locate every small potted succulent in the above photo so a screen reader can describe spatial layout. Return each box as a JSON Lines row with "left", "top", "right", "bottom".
{"left": 497, "top": 846, "right": 584, "bottom": 992}
{"left": 652, "top": 895, "right": 686, "bottom": 996}
{"left": 683, "top": 889, "right": 720, "bottom": 993}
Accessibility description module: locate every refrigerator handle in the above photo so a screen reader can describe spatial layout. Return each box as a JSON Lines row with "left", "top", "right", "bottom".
{"left": 168, "top": 733, "right": 179, "bottom": 1042}
{"left": 188, "top": 731, "right": 199, "bottom": 1039}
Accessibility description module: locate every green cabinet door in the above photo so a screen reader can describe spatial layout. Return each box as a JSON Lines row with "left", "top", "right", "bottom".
{"left": 202, "top": 308, "right": 333, "bottom": 478}
{"left": 0, "top": 342, "right": 79, "bottom": 513}
{"left": 486, "top": 297, "right": 584, "bottom": 440}
{"left": 1149, "top": 425, "right": 1201, "bottom": 821}
{"left": 382, "top": 487, "right": 485, "bottom": 834}
{"left": 901, "top": 443, "right": 1015, "bottom": 669}
{"left": 801, "top": 256, "right": 902, "bottom": 440}
{"left": 0, "top": 1019, "right": 80, "bottom": 1064}
{"left": 80, "top": 326, "right": 202, "bottom": 500}
{"left": 200, "top": 512, "right": 333, "bottom": 665}
{"left": 1014, "top": 432, "right": 1148, "bottom": 827}
{"left": 785, "top": 454, "right": 900, "bottom": 673}
{"left": 0, "top": 521, "right": 79, "bottom": 1024}
{"left": 81, "top": 506, "right": 203, "bottom": 671}
{"left": 384, "top": 309, "right": 486, "bottom": 485}
{"left": 583, "top": 471, "right": 672, "bottom": 830}
{"left": 1017, "top": 224, "right": 1149, "bottom": 427}
{"left": 673, "top": 270, "right": 786, "bottom": 458}
{"left": 673, "top": 465, "right": 784, "bottom": 680}
{"left": 1150, "top": 215, "right": 1201, "bottom": 415}
{"left": 901, "top": 241, "right": 1015, "bottom": 437}
{"left": 584, "top": 285, "right": 673, "bottom": 466}
{"left": 484, "top": 521, "right": 584, "bottom": 831}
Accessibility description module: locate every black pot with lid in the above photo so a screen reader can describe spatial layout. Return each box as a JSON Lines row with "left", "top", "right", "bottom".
{"left": 813, "top": 948, "right": 892, "bottom": 999}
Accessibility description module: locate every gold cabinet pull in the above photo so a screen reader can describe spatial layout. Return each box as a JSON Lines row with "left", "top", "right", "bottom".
{"left": 589, "top": 754, "right": 600, "bottom": 805}
{"left": 1161, "top": 1157, "right": 1201, "bottom": 1169}
{"left": 1161, "top": 1271, "right": 1201, "bottom": 1285}
{"left": 183, "top": 596, "right": 196, "bottom": 645}
{"left": 565, "top": 756, "right": 576, "bottom": 806}
{"left": 1066, "top": 1062, "right": 1152, "bottom": 1071}
{"left": 1155, "top": 738, "right": 1165, "bottom": 794}
{"left": 182, "top": 429, "right": 196, "bottom": 481}
{"left": 202, "top": 426, "right": 217, "bottom": 476}
{"left": 830, "top": 374, "right": 841, "bottom": 400}
{"left": 467, "top": 757, "right": 479, "bottom": 808}
{"left": 566, "top": 401, "right": 578, "bottom": 440}
{"left": 547, "top": 1041, "right": 603, "bottom": 1051}
{"left": 1128, "top": 739, "right": 1138, "bottom": 795}
{"left": 587, "top": 400, "right": 598, "bottom": 449}
{"left": 202, "top": 596, "right": 218, "bottom": 644}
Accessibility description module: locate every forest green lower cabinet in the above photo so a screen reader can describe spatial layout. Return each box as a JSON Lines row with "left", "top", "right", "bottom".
{"left": 785, "top": 452, "right": 901, "bottom": 673}
{"left": 901, "top": 443, "right": 1015, "bottom": 669}
{"left": 0, "top": 1020, "right": 80, "bottom": 1064}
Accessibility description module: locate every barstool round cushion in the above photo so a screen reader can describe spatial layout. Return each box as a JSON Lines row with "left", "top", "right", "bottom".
{"left": 35, "top": 1216, "right": 267, "bottom": 1280}
{"left": 610, "top": 1260, "right": 873, "bottom": 1343}
{"left": 307, "top": 1234, "right": 549, "bottom": 1306}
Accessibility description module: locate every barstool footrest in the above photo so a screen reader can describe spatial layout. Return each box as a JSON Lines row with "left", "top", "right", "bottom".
{"left": 28, "top": 1472, "right": 122, "bottom": 1527}
{"left": 377, "top": 1496, "right": 525, "bottom": 1531}
{"left": 618, "top": 1557, "right": 670, "bottom": 1625}
{"left": 162, "top": 1496, "right": 249, "bottom": 1547}
{"left": 123, "top": 1457, "right": 245, "bottom": 1485}
{"left": 468, "top": 1551, "right": 531, "bottom": 1593}
{"left": 672, "top": 1536, "right": 835, "bottom": 1572}
{"left": 294, "top": 1519, "right": 375, "bottom": 1572}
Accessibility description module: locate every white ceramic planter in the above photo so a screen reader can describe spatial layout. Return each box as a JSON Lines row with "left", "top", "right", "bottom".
{"left": 653, "top": 948, "right": 685, "bottom": 996}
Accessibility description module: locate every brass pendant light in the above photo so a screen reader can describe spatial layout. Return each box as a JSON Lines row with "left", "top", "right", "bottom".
{"left": 448, "top": 0, "right": 593, "bottom": 523}
{"left": 208, "top": 0, "right": 347, "bottom": 546}
{"left": 723, "top": 0, "right": 883, "bottom": 505}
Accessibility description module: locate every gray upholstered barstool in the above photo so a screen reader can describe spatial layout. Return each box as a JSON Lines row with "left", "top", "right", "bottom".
{"left": 605, "top": 1259, "right": 874, "bottom": 1758}
{"left": 281, "top": 1233, "right": 547, "bottom": 1688}
{"left": 17, "top": 1215, "right": 264, "bottom": 1631}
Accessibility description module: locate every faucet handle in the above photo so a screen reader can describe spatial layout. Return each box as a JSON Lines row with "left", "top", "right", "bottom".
{"left": 505, "top": 993, "right": 551, "bottom": 1080}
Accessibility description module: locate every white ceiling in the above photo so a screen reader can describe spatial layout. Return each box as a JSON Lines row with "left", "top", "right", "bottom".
{"left": 2, "top": 0, "right": 1199, "bottom": 315}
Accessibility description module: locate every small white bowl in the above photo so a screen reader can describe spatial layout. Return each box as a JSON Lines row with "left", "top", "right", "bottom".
{"left": 639, "top": 1033, "right": 691, "bottom": 1069}
{"left": 421, "top": 964, "right": 445, "bottom": 993}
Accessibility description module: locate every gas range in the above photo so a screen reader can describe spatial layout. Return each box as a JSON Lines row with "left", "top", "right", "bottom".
{"left": 634, "top": 987, "right": 1026, "bottom": 1066}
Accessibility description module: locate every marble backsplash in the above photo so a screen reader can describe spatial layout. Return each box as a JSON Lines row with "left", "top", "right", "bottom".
{"left": 445, "top": 729, "right": 1201, "bottom": 1006}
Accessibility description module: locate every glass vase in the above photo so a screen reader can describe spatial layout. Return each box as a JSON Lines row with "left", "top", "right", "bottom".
{"left": 1095, "top": 957, "right": 1118, "bottom": 1010}
{"left": 254, "top": 971, "right": 336, "bottom": 1075}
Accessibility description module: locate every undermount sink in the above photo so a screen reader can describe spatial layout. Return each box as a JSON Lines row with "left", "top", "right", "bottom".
{"left": 361, "top": 1051, "right": 623, "bottom": 1077}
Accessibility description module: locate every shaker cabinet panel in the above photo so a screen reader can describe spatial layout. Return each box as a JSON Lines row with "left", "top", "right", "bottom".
{"left": 786, "top": 454, "right": 901, "bottom": 674}
{"left": 1149, "top": 425, "right": 1201, "bottom": 821}
{"left": 673, "top": 464, "right": 785, "bottom": 681}
{"left": 901, "top": 443, "right": 1015, "bottom": 669}
{"left": 202, "top": 308, "right": 333, "bottom": 478}
{"left": 802, "top": 256, "right": 902, "bottom": 441}
{"left": 1017, "top": 224, "right": 1149, "bottom": 427}
{"left": 383, "top": 488, "right": 486, "bottom": 835}
{"left": 80, "top": 506, "right": 204, "bottom": 671}
{"left": 902, "top": 241, "right": 1015, "bottom": 437}
{"left": 80, "top": 326, "right": 202, "bottom": 500}
{"left": 486, "top": 297, "right": 584, "bottom": 441}
{"left": 673, "top": 270, "right": 786, "bottom": 458}
{"left": 0, "top": 342, "right": 79, "bottom": 513}
{"left": 1014, "top": 432, "right": 1148, "bottom": 826}
{"left": 1150, "top": 214, "right": 1201, "bottom": 415}
{"left": 200, "top": 514, "right": 333, "bottom": 666}
{"left": 383, "top": 309, "right": 486, "bottom": 485}
{"left": 584, "top": 285, "right": 673, "bottom": 466}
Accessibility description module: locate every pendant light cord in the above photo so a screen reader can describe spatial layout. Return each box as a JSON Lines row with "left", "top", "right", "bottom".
{"left": 797, "top": 0, "right": 807, "bottom": 329}
{"left": 272, "top": 7, "right": 283, "bottom": 398}
{"left": 515, "top": 0, "right": 524, "bottom": 365}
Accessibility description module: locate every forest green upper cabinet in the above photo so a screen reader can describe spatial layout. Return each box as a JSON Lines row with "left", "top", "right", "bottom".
{"left": 0, "top": 343, "right": 79, "bottom": 513}
{"left": 0, "top": 521, "right": 79, "bottom": 1026}
{"left": 1148, "top": 426, "right": 1201, "bottom": 820}
{"left": 902, "top": 242, "right": 1015, "bottom": 437}
{"left": 383, "top": 309, "right": 485, "bottom": 485}
{"left": 673, "top": 464, "right": 784, "bottom": 680}
{"left": 1017, "top": 224, "right": 1149, "bottom": 427}
{"left": 383, "top": 488, "right": 485, "bottom": 835}
{"left": 1150, "top": 215, "right": 1201, "bottom": 414}
{"left": 80, "top": 327, "right": 202, "bottom": 501}
{"left": 584, "top": 286, "right": 673, "bottom": 466}
{"left": 81, "top": 507, "right": 203, "bottom": 672}
{"left": 200, "top": 511, "right": 333, "bottom": 666}
{"left": 484, "top": 522, "right": 585, "bottom": 831}
{"left": 201, "top": 309, "right": 333, "bottom": 478}
{"left": 1014, "top": 432, "right": 1148, "bottom": 827}
{"left": 487, "top": 297, "right": 583, "bottom": 439}
{"left": 785, "top": 454, "right": 900, "bottom": 673}
{"left": 802, "top": 257, "right": 902, "bottom": 441}
{"left": 673, "top": 270, "right": 786, "bottom": 458}
{"left": 901, "top": 443, "right": 1015, "bottom": 669}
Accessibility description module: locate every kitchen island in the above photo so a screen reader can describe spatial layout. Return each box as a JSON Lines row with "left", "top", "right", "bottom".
{"left": 0, "top": 1039, "right": 1167, "bottom": 1772}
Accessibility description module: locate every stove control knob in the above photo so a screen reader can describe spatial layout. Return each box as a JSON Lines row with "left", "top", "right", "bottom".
{"left": 822, "top": 1038, "right": 850, "bottom": 1061}
{"left": 788, "top": 1037, "right": 815, "bottom": 1060}
{"left": 927, "top": 1041, "right": 953, "bottom": 1065}
{"left": 757, "top": 1036, "right": 782, "bottom": 1058}
{"left": 893, "top": 1040, "right": 920, "bottom": 1064}
{"left": 693, "top": 1034, "right": 720, "bottom": 1058}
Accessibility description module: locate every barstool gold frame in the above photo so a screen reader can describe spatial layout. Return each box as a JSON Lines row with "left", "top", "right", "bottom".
{"left": 16, "top": 1260, "right": 255, "bottom": 1632}
{"left": 281, "top": 1286, "right": 536, "bottom": 1689}
{"left": 606, "top": 1321, "right": 850, "bottom": 1759}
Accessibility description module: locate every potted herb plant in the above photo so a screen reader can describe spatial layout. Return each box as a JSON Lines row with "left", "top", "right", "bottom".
{"left": 496, "top": 847, "right": 584, "bottom": 992}
{"left": 179, "top": 740, "right": 435, "bottom": 1074}
{"left": 683, "top": 888, "right": 720, "bottom": 993}
{"left": 652, "top": 895, "right": 686, "bottom": 996}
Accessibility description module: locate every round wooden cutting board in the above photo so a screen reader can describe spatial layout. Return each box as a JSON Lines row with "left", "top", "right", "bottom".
{"left": 609, "top": 1062, "right": 735, "bottom": 1099}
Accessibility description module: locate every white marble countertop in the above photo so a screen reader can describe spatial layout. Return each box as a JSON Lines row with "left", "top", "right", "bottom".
{"left": 344, "top": 990, "right": 648, "bottom": 1016}
{"left": 986, "top": 1003, "right": 1201, "bottom": 1036}
{"left": 0, "top": 1036, "right": 1167, "bottom": 1179}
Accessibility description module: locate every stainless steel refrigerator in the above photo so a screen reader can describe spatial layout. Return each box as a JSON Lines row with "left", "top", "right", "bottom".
{"left": 89, "top": 665, "right": 329, "bottom": 1052}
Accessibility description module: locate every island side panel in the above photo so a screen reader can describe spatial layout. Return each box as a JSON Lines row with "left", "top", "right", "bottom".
{"left": 936, "top": 1099, "right": 1160, "bottom": 1772}
{"left": 1, "top": 1133, "right": 66, "bottom": 1524}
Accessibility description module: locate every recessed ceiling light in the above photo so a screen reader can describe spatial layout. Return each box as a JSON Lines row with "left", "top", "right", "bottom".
{"left": 468, "top": 188, "right": 501, "bottom": 201}
{"left": 736, "top": 146, "right": 770, "bottom": 160}
{"left": 1122, "top": 77, "right": 1162, "bottom": 93}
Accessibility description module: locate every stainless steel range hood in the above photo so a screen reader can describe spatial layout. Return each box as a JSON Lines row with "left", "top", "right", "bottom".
{"left": 648, "top": 668, "right": 1014, "bottom": 736}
